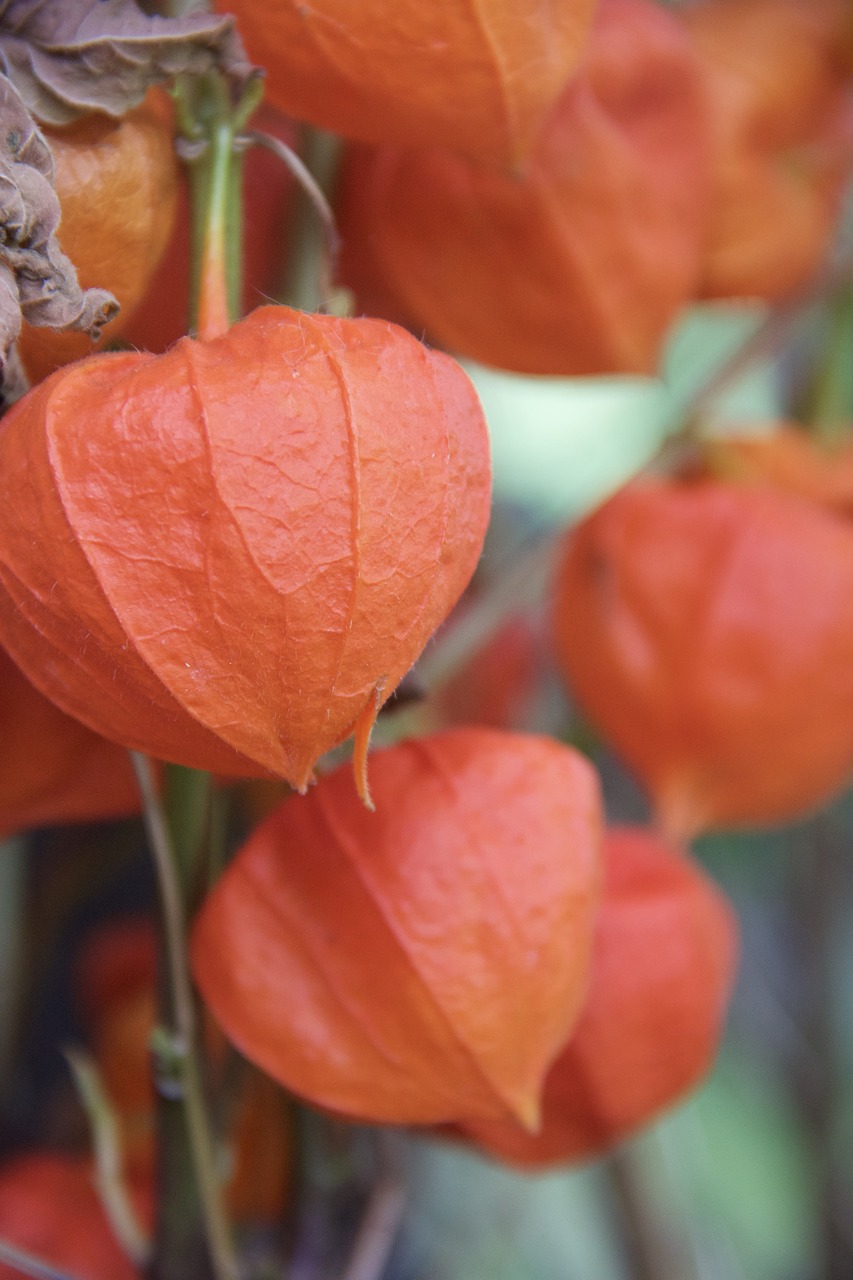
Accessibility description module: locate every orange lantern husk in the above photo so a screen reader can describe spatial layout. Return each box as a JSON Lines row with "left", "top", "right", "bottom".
{"left": 0, "top": 646, "right": 140, "bottom": 839}
{"left": 0, "top": 306, "right": 491, "bottom": 799}
{"left": 551, "top": 477, "right": 853, "bottom": 838}
{"left": 335, "top": 0, "right": 712, "bottom": 376}
{"left": 211, "top": 0, "right": 597, "bottom": 167}
{"left": 0, "top": 1153, "right": 151, "bottom": 1280}
{"left": 447, "top": 826, "right": 738, "bottom": 1168}
{"left": 191, "top": 728, "right": 604, "bottom": 1128}
{"left": 685, "top": 0, "right": 853, "bottom": 301}
{"left": 18, "top": 92, "right": 180, "bottom": 383}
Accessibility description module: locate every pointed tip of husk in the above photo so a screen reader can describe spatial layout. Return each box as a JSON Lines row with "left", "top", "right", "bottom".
{"left": 351, "top": 682, "right": 384, "bottom": 811}
{"left": 292, "top": 769, "right": 317, "bottom": 797}
{"left": 511, "top": 1090, "right": 542, "bottom": 1135}
{"left": 654, "top": 774, "right": 707, "bottom": 847}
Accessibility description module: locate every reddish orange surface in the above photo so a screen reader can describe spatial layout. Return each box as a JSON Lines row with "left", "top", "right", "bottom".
{"left": 0, "top": 1154, "right": 150, "bottom": 1280}
{"left": 192, "top": 729, "right": 603, "bottom": 1127}
{"left": 451, "top": 826, "right": 737, "bottom": 1166}
{"left": 0, "top": 307, "right": 491, "bottom": 792}
{"left": 0, "top": 647, "right": 140, "bottom": 839}
{"left": 552, "top": 478, "right": 853, "bottom": 837}
{"left": 213, "top": 0, "right": 597, "bottom": 166}
{"left": 336, "top": 0, "right": 711, "bottom": 375}
{"left": 686, "top": 0, "right": 853, "bottom": 300}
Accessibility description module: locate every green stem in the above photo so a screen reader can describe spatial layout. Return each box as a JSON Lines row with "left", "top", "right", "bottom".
{"left": 245, "top": 129, "right": 341, "bottom": 312}
{"left": 165, "top": 764, "right": 213, "bottom": 905}
{"left": 797, "top": 817, "right": 850, "bottom": 1280}
{"left": 131, "top": 753, "right": 238, "bottom": 1280}
{"left": 0, "top": 837, "right": 26, "bottom": 1099}
{"left": 809, "top": 288, "right": 853, "bottom": 446}
{"left": 185, "top": 112, "right": 234, "bottom": 336}
{"left": 656, "top": 256, "right": 853, "bottom": 456}
{"left": 607, "top": 1144, "right": 701, "bottom": 1280}
{"left": 277, "top": 126, "right": 343, "bottom": 314}
{"left": 176, "top": 72, "right": 261, "bottom": 336}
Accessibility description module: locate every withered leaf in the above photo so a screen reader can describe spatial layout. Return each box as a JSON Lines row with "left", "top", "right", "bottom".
{"left": 0, "top": 0, "right": 254, "bottom": 125}
{"left": 0, "top": 340, "right": 28, "bottom": 409}
{"left": 0, "top": 73, "right": 118, "bottom": 392}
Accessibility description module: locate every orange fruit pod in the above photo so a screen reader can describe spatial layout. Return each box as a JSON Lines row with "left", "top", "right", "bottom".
{"left": 685, "top": 0, "right": 853, "bottom": 301}
{"left": 701, "top": 424, "right": 853, "bottom": 516}
{"left": 191, "top": 728, "right": 603, "bottom": 1127}
{"left": 335, "top": 0, "right": 712, "bottom": 377}
{"left": 0, "top": 306, "right": 491, "bottom": 797}
{"left": 447, "top": 825, "right": 738, "bottom": 1167}
{"left": 211, "top": 0, "right": 597, "bottom": 167}
{"left": 0, "top": 646, "right": 140, "bottom": 839}
{"left": 0, "top": 1153, "right": 151, "bottom": 1280}
{"left": 17, "top": 93, "right": 180, "bottom": 383}
{"left": 551, "top": 477, "right": 853, "bottom": 839}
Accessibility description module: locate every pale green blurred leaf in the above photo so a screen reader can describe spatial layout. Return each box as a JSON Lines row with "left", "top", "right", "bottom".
{"left": 657, "top": 1053, "right": 816, "bottom": 1280}
{"left": 661, "top": 301, "right": 782, "bottom": 426}
{"left": 465, "top": 362, "right": 669, "bottom": 522}
{"left": 466, "top": 302, "right": 783, "bottom": 523}
{"left": 395, "top": 1135, "right": 625, "bottom": 1280}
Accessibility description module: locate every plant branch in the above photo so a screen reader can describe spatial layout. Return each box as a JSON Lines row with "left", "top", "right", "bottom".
{"left": 130, "top": 752, "right": 238, "bottom": 1280}
{"left": 275, "top": 126, "right": 345, "bottom": 315}
{"left": 64, "top": 1047, "right": 151, "bottom": 1267}
{"left": 666, "top": 258, "right": 853, "bottom": 442}
{"left": 339, "top": 1179, "right": 406, "bottom": 1280}
{"left": 243, "top": 129, "right": 342, "bottom": 312}
{"left": 417, "top": 530, "right": 556, "bottom": 692}
{"left": 0, "top": 1239, "right": 80, "bottom": 1280}
{"left": 607, "top": 1145, "right": 701, "bottom": 1280}
{"left": 797, "top": 816, "right": 852, "bottom": 1280}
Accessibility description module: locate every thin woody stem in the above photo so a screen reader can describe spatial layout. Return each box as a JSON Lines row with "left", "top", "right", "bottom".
{"left": 0, "top": 1239, "right": 80, "bottom": 1280}
{"left": 64, "top": 1048, "right": 151, "bottom": 1267}
{"left": 130, "top": 752, "right": 238, "bottom": 1280}
{"left": 340, "top": 1132, "right": 406, "bottom": 1280}
{"left": 608, "top": 1145, "right": 701, "bottom": 1280}
{"left": 242, "top": 129, "right": 342, "bottom": 311}
{"left": 665, "top": 257, "right": 853, "bottom": 443}
{"left": 276, "top": 126, "right": 345, "bottom": 315}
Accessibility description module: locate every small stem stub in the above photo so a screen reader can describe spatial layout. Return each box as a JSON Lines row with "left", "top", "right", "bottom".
{"left": 195, "top": 119, "right": 234, "bottom": 341}
{"left": 242, "top": 128, "right": 344, "bottom": 313}
{"left": 150, "top": 1026, "right": 190, "bottom": 1102}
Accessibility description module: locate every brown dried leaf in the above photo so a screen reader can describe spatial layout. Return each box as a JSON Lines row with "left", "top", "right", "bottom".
{"left": 0, "top": 0, "right": 254, "bottom": 125}
{"left": 0, "top": 72, "right": 118, "bottom": 391}
{"left": 0, "top": 341, "right": 29, "bottom": 410}
{"left": 0, "top": 266, "right": 21, "bottom": 363}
